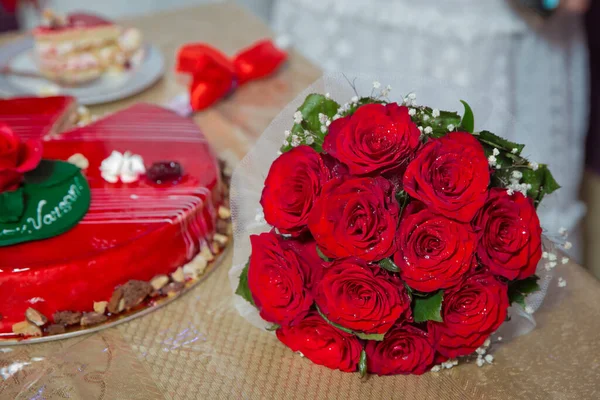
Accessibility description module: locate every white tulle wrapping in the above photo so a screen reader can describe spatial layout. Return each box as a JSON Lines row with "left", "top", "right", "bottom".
{"left": 228, "top": 73, "right": 558, "bottom": 340}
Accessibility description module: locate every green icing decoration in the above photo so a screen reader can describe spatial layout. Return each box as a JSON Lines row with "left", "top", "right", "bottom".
{"left": 0, "top": 187, "right": 25, "bottom": 223}
{"left": 0, "top": 160, "right": 91, "bottom": 247}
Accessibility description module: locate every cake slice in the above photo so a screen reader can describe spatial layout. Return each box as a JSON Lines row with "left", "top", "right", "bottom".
{"left": 32, "top": 10, "right": 143, "bottom": 84}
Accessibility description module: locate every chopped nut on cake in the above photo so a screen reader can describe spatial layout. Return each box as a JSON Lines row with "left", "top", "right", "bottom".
{"left": 93, "top": 301, "right": 108, "bottom": 314}
{"left": 81, "top": 312, "right": 108, "bottom": 326}
{"left": 46, "top": 324, "right": 66, "bottom": 335}
{"left": 13, "top": 320, "right": 43, "bottom": 337}
{"left": 121, "top": 280, "right": 153, "bottom": 310}
{"left": 218, "top": 206, "right": 231, "bottom": 219}
{"left": 53, "top": 311, "right": 82, "bottom": 326}
{"left": 161, "top": 282, "right": 185, "bottom": 296}
{"left": 171, "top": 267, "right": 185, "bottom": 283}
{"left": 150, "top": 275, "right": 170, "bottom": 290}
{"left": 25, "top": 307, "right": 48, "bottom": 326}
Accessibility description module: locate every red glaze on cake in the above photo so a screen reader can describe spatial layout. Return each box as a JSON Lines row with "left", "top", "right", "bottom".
{"left": 0, "top": 96, "right": 77, "bottom": 139}
{"left": 0, "top": 104, "right": 221, "bottom": 335}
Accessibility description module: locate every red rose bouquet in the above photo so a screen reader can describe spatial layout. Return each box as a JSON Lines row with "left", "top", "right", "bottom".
{"left": 231, "top": 76, "right": 566, "bottom": 376}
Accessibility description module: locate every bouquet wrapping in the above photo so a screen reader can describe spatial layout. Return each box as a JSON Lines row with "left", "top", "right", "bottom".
{"left": 229, "top": 74, "right": 567, "bottom": 375}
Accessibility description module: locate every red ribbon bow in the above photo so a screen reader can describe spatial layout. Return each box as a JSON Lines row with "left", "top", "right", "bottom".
{"left": 175, "top": 39, "right": 287, "bottom": 111}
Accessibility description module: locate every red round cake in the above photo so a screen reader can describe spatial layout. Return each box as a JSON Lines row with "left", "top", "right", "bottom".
{"left": 0, "top": 101, "right": 226, "bottom": 336}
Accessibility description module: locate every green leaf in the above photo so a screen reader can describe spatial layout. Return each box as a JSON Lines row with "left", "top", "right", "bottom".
{"left": 0, "top": 160, "right": 91, "bottom": 247}
{"left": 235, "top": 261, "right": 256, "bottom": 307}
{"left": 358, "top": 350, "right": 367, "bottom": 378}
{"left": 520, "top": 165, "right": 561, "bottom": 206}
{"left": 413, "top": 290, "right": 444, "bottom": 323}
{"left": 316, "top": 306, "right": 386, "bottom": 341}
{"left": 280, "top": 94, "right": 339, "bottom": 154}
{"left": 476, "top": 130, "right": 525, "bottom": 155}
{"left": 266, "top": 324, "right": 280, "bottom": 332}
{"left": 355, "top": 332, "right": 385, "bottom": 341}
{"left": 395, "top": 189, "right": 410, "bottom": 217}
{"left": 459, "top": 100, "right": 474, "bottom": 133}
{"left": 0, "top": 187, "right": 25, "bottom": 223}
{"left": 508, "top": 275, "right": 541, "bottom": 308}
{"left": 379, "top": 258, "right": 399, "bottom": 273}
{"left": 316, "top": 246, "right": 331, "bottom": 262}
{"left": 298, "top": 93, "right": 340, "bottom": 133}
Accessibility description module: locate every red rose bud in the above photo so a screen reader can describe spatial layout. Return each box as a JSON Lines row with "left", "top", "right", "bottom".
{"left": 261, "top": 145, "right": 330, "bottom": 236}
{"left": 276, "top": 311, "right": 362, "bottom": 372}
{"left": 308, "top": 176, "right": 400, "bottom": 261}
{"left": 315, "top": 258, "right": 411, "bottom": 335}
{"left": 429, "top": 272, "right": 509, "bottom": 358}
{"left": 394, "top": 202, "right": 477, "bottom": 292}
{"left": 0, "top": 123, "right": 43, "bottom": 193}
{"left": 366, "top": 324, "right": 437, "bottom": 375}
{"left": 474, "top": 188, "right": 542, "bottom": 280}
{"left": 248, "top": 232, "right": 321, "bottom": 326}
{"left": 323, "top": 103, "right": 421, "bottom": 176}
{"left": 403, "top": 131, "right": 489, "bottom": 222}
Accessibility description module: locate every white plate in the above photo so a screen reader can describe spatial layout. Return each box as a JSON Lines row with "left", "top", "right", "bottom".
{"left": 0, "top": 36, "right": 165, "bottom": 105}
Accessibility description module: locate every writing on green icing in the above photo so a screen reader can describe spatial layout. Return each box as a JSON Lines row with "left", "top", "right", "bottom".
{"left": 0, "top": 161, "right": 91, "bottom": 247}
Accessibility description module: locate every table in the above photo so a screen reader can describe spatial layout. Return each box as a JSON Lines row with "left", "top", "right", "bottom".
{"left": 1, "top": 4, "right": 599, "bottom": 399}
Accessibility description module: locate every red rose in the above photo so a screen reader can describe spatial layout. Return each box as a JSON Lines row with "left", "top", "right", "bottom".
{"left": 429, "top": 272, "right": 509, "bottom": 358}
{"left": 366, "top": 324, "right": 436, "bottom": 375}
{"left": 315, "top": 258, "right": 411, "bottom": 334}
{"left": 248, "top": 232, "right": 320, "bottom": 326}
{"left": 261, "top": 145, "right": 330, "bottom": 236}
{"left": 403, "top": 132, "right": 489, "bottom": 222}
{"left": 308, "top": 176, "right": 400, "bottom": 261}
{"left": 394, "top": 202, "right": 477, "bottom": 292}
{"left": 0, "top": 123, "right": 43, "bottom": 193}
{"left": 475, "top": 188, "right": 542, "bottom": 280}
{"left": 276, "top": 311, "right": 362, "bottom": 372}
{"left": 323, "top": 103, "right": 421, "bottom": 175}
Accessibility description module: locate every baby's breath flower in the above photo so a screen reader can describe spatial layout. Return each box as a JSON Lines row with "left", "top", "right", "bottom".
{"left": 424, "top": 126, "right": 433, "bottom": 134}
{"left": 432, "top": 109, "right": 440, "bottom": 118}
{"left": 548, "top": 253, "right": 557, "bottom": 262}
{"left": 488, "top": 155, "right": 497, "bottom": 167}
{"left": 511, "top": 170, "right": 523, "bottom": 180}
{"left": 476, "top": 357, "right": 485, "bottom": 367}
{"left": 293, "top": 111, "right": 303, "bottom": 124}
{"left": 373, "top": 81, "right": 381, "bottom": 89}
{"left": 423, "top": 114, "right": 430, "bottom": 121}
{"left": 325, "top": 92, "right": 331, "bottom": 99}
{"left": 291, "top": 135, "right": 301, "bottom": 147}
{"left": 351, "top": 95, "right": 359, "bottom": 103}
{"left": 447, "top": 124, "right": 455, "bottom": 131}
{"left": 557, "top": 277, "right": 567, "bottom": 287}
{"left": 564, "top": 241, "right": 573, "bottom": 250}
{"left": 492, "top": 148, "right": 500, "bottom": 156}
{"left": 409, "top": 108, "right": 416, "bottom": 116}
{"left": 320, "top": 125, "right": 327, "bottom": 133}
{"left": 284, "top": 130, "right": 291, "bottom": 138}
{"left": 561, "top": 257, "right": 569, "bottom": 265}
{"left": 529, "top": 161, "right": 539, "bottom": 171}
{"left": 511, "top": 148, "right": 518, "bottom": 154}
{"left": 484, "top": 354, "right": 494, "bottom": 364}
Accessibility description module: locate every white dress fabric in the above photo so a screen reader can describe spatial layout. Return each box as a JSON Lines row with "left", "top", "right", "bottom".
{"left": 271, "top": 0, "right": 589, "bottom": 259}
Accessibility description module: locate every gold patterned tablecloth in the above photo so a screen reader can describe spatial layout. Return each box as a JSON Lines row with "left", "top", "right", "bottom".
{"left": 1, "top": 4, "right": 600, "bottom": 399}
